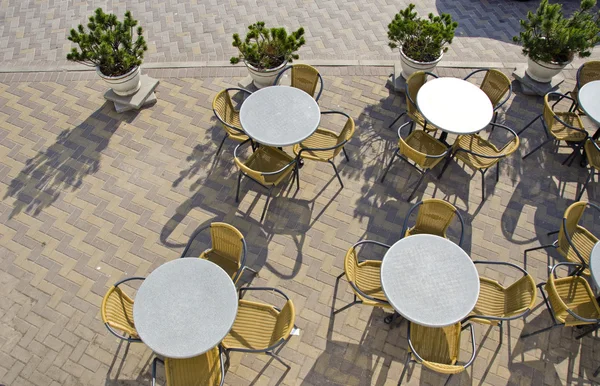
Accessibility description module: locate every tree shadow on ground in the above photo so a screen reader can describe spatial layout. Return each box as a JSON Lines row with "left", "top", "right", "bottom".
{"left": 104, "top": 340, "right": 153, "bottom": 386}
{"left": 4, "top": 102, "right": 138, "bottom": 219}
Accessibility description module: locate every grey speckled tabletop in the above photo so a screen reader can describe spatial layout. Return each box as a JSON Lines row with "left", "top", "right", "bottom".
{"left": 381, "top": 234, "right": 480, "bottom": 327}
{"left": 133, "top": 258, "right": 238, "bottom": 358}
{"left": 240, "top": 86, "right": 321, "bottom": 147}
{"left": 591, "top": 242, "right": 600, "bottom": 288}
{"left": 579, "top": 81, "right": 600, "bottom": 125}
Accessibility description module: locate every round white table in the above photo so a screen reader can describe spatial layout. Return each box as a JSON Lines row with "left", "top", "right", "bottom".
{"left": 381, "top": 234, "right": 480, "bottom": 327}
{"left": 590, "top": 242, "right": 600, "bottom": 288}
{"left": 239, "top": 86, "right": 321, "bottom": 147}
{"left": 578, "top": 80, "right": 600, "bottom": 126}
{"left": 417, "top": 77, "right": 493, "bottom": 138}
{"left": 133, "top": 258, "right": 238, "bottom": 358}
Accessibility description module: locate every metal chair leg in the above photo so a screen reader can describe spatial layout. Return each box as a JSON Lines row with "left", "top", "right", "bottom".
{"left": 215, "top": 135, "right": 227, "bottom": 158}
{"left": 381, "top": 152, "right": 399, "bottom": 182}
{"left": 522, "top": 137, "right": 554, "bottom": 159}
{"left": 235, "top": 172, "right": 243, "bottom": 202}
{"left": 260, "top": 187, "right": 273, "bottom": 222}
{"left": 437, "top": 154, "right": 453, "bottom": 180}
{"left": 328, "top": 160, "right": 344, "bottom": 188}
{"left": 517, "top": 114, "right": 542, "bottom": 136}
{"left": 498, "top": 321, "right": 504, "bottom": 347}
{"left": 594, "top": 364, "right": 600, "bottom": 377}
{"left": 480, "top": 170, "right": 486, "bottom": 203}
{"left": 407, "top": 170, "right": 427, "bottom": 202}
{"left": 398, "top": 352, "right": 412, "bottom": 385}
{"left": 342, "top": 147, "right": 350, "bottom": 162}
{"left": 578, "top": 168, "right": 593, "bottom": 200}
{"left": 496, "top": 160, "right": 500, "bottom": 182}
{"left": 266, "top": 351, "right": 291, "bottom": 369}
{"left": 443, "top": 374, "right": 454, "bottom": 386}
{"left": 389, "top": 112, "right": 406, "bottom": 129}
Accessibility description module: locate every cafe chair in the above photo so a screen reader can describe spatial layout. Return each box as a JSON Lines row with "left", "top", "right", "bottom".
{"left": 569, "top": 61, "right": 600, "bottom": 114}
{"left": 212, "top": 88, "right": 252, "bottom": 158}
{"left": 101, "top": 277, "right": 145, "bottom": 342}
{"left": 577, "top": 138, "right": 600, "bottom": 200}
{"left": 233, "top": 139, "right": 299, "bottom": 221}
{"left": 521, "top": 262, "right": 600, "bottom": 339}
{"left": 381, "top": 122, "right": 449, "bottom": 202}
{"left": 464, "top": 261, "right": 536, "bottom": 345}
{"left": 334, "top": 240, "right": 393, "bottom": 314}
{"left": 151, "top": 346, "right": 226, "bottom": 386}
{"left": 222, "top": 287, "right": 296, "bottom": 369}
{"left": 399, "top": 322, "right": 477, "bottom": 386}
{"left": 437, "top": 123, "right": 520, "bottom": 203}
{"left": 464, "top": 69, "right": 512, "bottom": 124}
{"left": 519, "top": 92, "right": 587, "bottom": 163}
{"left": 389, "top": 71, "right": 438, "bottom": 133}
{"left": 273, "top": 64, "right": 323, "bottom": 101}
{"left": 293, "top": 111, "right": 355, "bottom": 188}
{"left": 401, "top": 199, "right": 465, "bottom": 247}
{"left": 180, "top": 222, "right": 257, "bottom": 284}
{"left": 524, "top": 201, "right": 599, "bottom": 276}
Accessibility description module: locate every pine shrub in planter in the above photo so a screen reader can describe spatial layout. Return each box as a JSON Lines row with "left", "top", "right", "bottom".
{"left": 230, "top": 22, "right": 306, "bottom": 88}
{"left": 67, "top": 8, "right": 148, "bottom": 95}
{"left": 388, "top": 4, "right": 458, "bottom": 78}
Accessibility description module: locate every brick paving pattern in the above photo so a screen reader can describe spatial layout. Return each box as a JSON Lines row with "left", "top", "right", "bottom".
{"left": 2, "top": 65, "right": 600, "bottom": 386}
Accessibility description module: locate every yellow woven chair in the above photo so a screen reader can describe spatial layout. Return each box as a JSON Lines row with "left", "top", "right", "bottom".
{"left": 521, "top": 262, "right": 600, "bottom": 339}
{"left": 233, "top": 139, "right": 298, "bottom": 221}
{"left": 212, "top": 88, "right": 252, "bottom": 158}
{"left": 334, "top": 240, "right": 393, "bottom": 315}
{"left": 577, "top": 138, "right": 600, "bottom": 200}
{"left": 569, "top": 61, "right": 600, "bottom": 114}
{"left": 101, "top": 277, "right": 145, "bottom": 342}
{"left": 151, "top": 346, "right": 226, "bottom": 386}
{"left": 399, "top": 322, "right": 477, "bottom": 386}
{"left": 273, "top": 64, "right": 323, "bottom": 101}
{"left": 465, "top": 261, "right": 536, "bottom": 345}
{"left": 524, "top": 201, "right": 599, "bottom": 276}
{"left": 519, "top": 92, "right": 588, "bottom": 163}
{"left": 222, "top": 287, "right": 295, "bottom": 369}
{"left": 293, "top": 111, "right": 355, "bottom": 188}
{"left": 381, "top": 122, "right": 450, "bottom": 201}
{"left": 401, "top": 199, "right": 465, "bottom": 246}
{"left": 438, "top": 122, "right": 520, "bottom": 202}
{"left": 180, "top": 222, "right": 257, "bottom": 284}
{"left": 389, "top": 71, "right": 438, "bottom": 133}
{"left": 464, "top": 69, "right": 512, "bottom": 124}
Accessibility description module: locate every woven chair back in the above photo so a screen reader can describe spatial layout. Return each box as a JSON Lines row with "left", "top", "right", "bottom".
{"left": 291, "top": 64, "right": 320, "bottom": 99}
{"left": 558, "top": 201, "right": 587, "bottom": 251}
{"left": 579, "top": 61, "right": 600, "bottom": 88}
{"left": 398, "top": 131, "right": 440, "bottom": 169}
{"left": 234, "top": 147, "right": 274, "bottom": 185}
{"left": 101, "top": 286, "right": 137, "bottom": 337}
{"left": 412, "top": 199, "right": 457, "bottom": 236}
{"left": 410, "top": 323, "right": 461, "bottom": 368}
{"left": 270, "top": 300, "right": 296, "bottom": 346}
{"left": 343, "top": 246, "right": 359, "bottom": 284}
{"left": 210, "top": 222, "right": 244, "bottom": 265}
{"left": 480, "top": 70, "right": 511, "bottom": 107}
{"left": 503, "top": 274, "right": 537, "bottom": 317}
{"left": 165, "top": 347, "right": 222, "bottom": 386}
{"left": 405, "top": 72, "right": 427, "bottom": 121}
{"left": 213, "top": 90, "right": 242, "bottom": 137}
{"left": 334, "top": 116, "right": 356, "bottom": 156}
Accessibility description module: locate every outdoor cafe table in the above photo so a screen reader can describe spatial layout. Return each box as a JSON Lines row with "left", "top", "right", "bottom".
{"left": 590, "top": 242, "right": 600, "bottom": 288}
{"left": 578, "top": 80, "right": 600, "bottom": 139}
{"left": 380, "top": 234, "right": 480, "bottom": 327}
{"left": 239, "top": 86, "right": 321, "bottom": 147}
{"left": 417, "top": 77, "right": 494, "bottom": 143}
{"left": 133, "top": 258, "right": 238, "bottom": 358}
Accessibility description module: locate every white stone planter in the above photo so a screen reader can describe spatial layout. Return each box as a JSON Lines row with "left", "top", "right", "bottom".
{"left": 246, "top": 61, "right": 287, "bottom": 89}
{"left": 525, "top": 57, "right": 570, "bottom": 83}
{"left": 400, "top": 47, "right": 443, "bottom": 79}
{"left": 96, "top": 66, "right": 142, "bottom": 96}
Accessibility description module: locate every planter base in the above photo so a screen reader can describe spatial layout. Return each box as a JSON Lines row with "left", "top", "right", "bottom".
{"left": 237, "top": 75, "right": 259, "bottom": 92}
{"left": 512, "top": 66, "right": 564, "bottom": 96}
{"left": 104, "top": 74, "right": 160, "bottom": 112}
{"left": 386, "top": 63, "right": 407, "bottom": 94}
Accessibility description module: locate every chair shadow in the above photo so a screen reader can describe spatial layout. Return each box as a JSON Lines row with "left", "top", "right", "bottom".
{"left": 104, "top": 340, "right": 153, "bottom": 386}
{"left": 4, "top": 102, "right": 138, "bottom": 219}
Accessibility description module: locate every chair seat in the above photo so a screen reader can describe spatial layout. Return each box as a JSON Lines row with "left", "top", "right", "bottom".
{"left": 102, "top": 287, "right": 139, "bottom": 339}
{"left": 222, "top": 299, "right": 279, "bottom": 350}
{"left": 547, "top": 276, "right": 600, "bottom": 326}
{"left": 403, "top": 130, "right": 448, "bottom": 169}
{"left": 585, "top": 140, "right": 600, "bottom": 170}
{"left": 165, "top": 349, "right": 222, "bottom": 386}
{"left": 557, "top": 227, "right": 597, "bottom": 275}
{"left": 293, "top": 128, "right": 338, "bottom": 161}
{"left": 243, "top": 147, "right": 296, "bottom": 185}
{"left": 453, "top": 135, "right": 502, "bottom": 169}
{"left": 410, "top": 323, "right": 460, "bottom": 367}
{"left": 409, "top": 110, "right": 438, "bottom": 132}
{"left": 354, "top": 260, "right": 390, "bottom": 305}
{"left": 199, "top": 249, "right": 240, "bottom": 280}
{"left": 550, "top": 112, "right": 586, "bottom": 141}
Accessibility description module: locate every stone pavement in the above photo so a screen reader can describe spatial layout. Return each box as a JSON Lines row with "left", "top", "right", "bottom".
{"left": 0, "top": 0, "right": 599, "bottom": 71}
{"left": 2, "top": 64, "right": 600, "bottom": 386}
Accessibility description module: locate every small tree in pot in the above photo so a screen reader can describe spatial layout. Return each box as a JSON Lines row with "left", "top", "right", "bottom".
{"left": 388, "top": 4, "right": 458, "bottom": 79}
{"left": 513, "top": 0, "right": 600, "bottom": 83}
{"left": 67, "top": 8, "right": 148, "bottom": 96}
{"left": 230, "top": 22, "right": 306, "bottom": 88}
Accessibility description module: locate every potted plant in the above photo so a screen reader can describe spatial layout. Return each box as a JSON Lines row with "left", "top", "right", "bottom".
{"left": 513, "top": 0, "right": 600, "bottom": 83}
{"left": 67, "top": 8, "right": 148, "bottom": 96}
{"left": 230, "top": 22, "right": 306, "bottom": 88}
{"left": 388, "top": 4, "right": 458, "bottom": 79}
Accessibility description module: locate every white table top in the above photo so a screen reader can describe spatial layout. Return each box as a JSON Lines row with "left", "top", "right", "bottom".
{"left": 240, "top": 86, "right": 321, "bottom": 147}
{"left": 590, "top": 242, "right": 600, "bottom": 288}
{"left": 380, "top": 234, "right": 480, "bottom": 327}
{"left": 133, "top": 258, "right": 238, "bottom": 358}
{"left": 578, "top": 81, "right": 600, "bottom": 125}
{"left": 417, "top": 77, "right": 494, "bottom": 135}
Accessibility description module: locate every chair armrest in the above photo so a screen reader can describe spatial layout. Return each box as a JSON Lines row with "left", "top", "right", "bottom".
{"left": 549, "top": 262, "right": 600, "bottom": 323}
{"left": 238, "top": 286, "right": 290, "bottom": 301}
{"left": 114, "top": 276, "right": 146, "bottom": 287}
{"left": 561, "top": 217, "right": 588, "bottom": 266}
{"left": 463, "top": 69, "right": 488, "bottom": 81}
{"left": 180, "top": 224, "right": 211, "bottom": 258}
{"left": 315, "top": 72, "right": 324, "bottom": 102}
{"left": 348, "top": 280, "right": 390, "bottom": 305}
{"left": 351, "top": 239, "right": 391, "bottom": 262}
{"left": 260, "top": 158, "right": 297, "bottom": 176}
{"left": 273, "top": 66, "right": 292, "bottom": 86}
{"left": 494, "top": 83, "right": 512, "bottom": 111}
{"left": 587, "top": 138, "right": 600, "bottom": 153}
{"left": 473, "top": 260, "right": 528, "bottom": 276}
{"left": 401, "top": 201, "right": 422, "bottom": 238}
{"left": 233, "top": 138, "right": 254, "bottom": 159}
{"left": 461, "top": 323, "right": 477, "bottom": 368}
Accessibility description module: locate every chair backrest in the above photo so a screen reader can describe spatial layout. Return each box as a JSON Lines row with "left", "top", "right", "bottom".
{"left": 343, "top": 245, "right": 360, "bottom": 284}
{"left": 333, "top": 116, "right": 356, "bottom": 156}
{"left": 405, "top": 71, "right": 429, "bottom": 121}
{"left": 213, "top": 89, "right": 245, "bottom": 137}
{"left": 480, "top": 69, "right": 511, "bottom": 108}
{"left": 410, "top": 323, "right": 461, "bottom": 368}
{"left": 209, "top": 222, "right": 244, "bottom": 266}
{"left": 290, "top": 64, "right": 321, "bottom": 99}
{"left": 398, "top": 130, "right": 443, "bottom": 169}
{"left": 503, "top": 274, "right": 537, "bottom": 317}
{"left": 558, "top": 201, "right": 587, "bottom": 253}
{"left": 577, "top": 61, "right": 600, "bottom": 89}
{"left": 101, "top": 286, "right": 137, "bottom": 338}
{"left": 545, "top": 274, "right": 594, "bottom": 326}
{"left": 270, "top": 300, "right": 296, "bottom": 346}
{"left": 542, "top": 93, "right": 558, "bottom": 131}
{"left": 234, "top": 146, "right": 270, "bottom": 185}
{"left": 409, "top": 198, "right": 458, "bottom": 237}
{"left": 165, "top": 347, "right": 222, "bottom": 386}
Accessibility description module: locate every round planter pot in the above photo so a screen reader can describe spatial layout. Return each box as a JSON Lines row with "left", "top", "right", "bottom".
{"left": 245, "top": 61, "right": 287, "bottom": 89}
{"left": 400, "top": 47, "right": 443, "bottom": 79}
{"left": 96, "top": 66, "right": 142, "bottom": 96}
{"left": 525, "top": 57, "right": 570, "bottom": 83}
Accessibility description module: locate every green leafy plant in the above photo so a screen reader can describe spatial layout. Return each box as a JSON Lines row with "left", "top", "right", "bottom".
{"left": 388, "top": 4, "right": 458, "bottom": 63}
{"left": 67, "top": 8, "right": 148, "bottom": 77}
{"left": 513, "top": 0, "right": 600, "bottom": 64}
{"left": 230, "top": 22, "right": 306, "bottom": 70}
